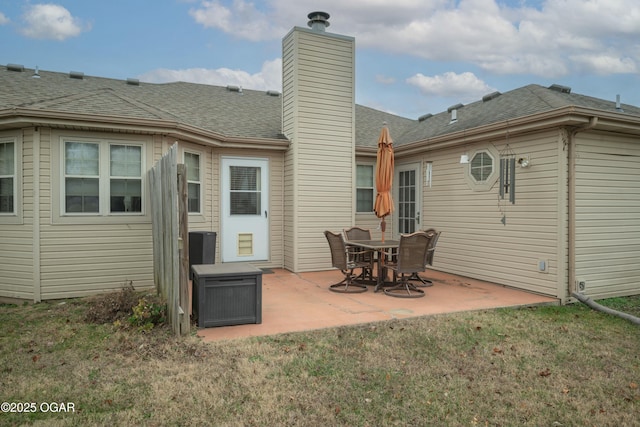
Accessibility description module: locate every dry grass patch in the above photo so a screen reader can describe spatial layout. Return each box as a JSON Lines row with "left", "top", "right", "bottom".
{"left": 0, "top": 295, "right": 638, "bottom": 426}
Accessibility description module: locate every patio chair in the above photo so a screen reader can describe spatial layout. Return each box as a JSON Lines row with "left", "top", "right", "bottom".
{"left": 383, "top": 231, "right": 432, "bottom": 298}
{"left": 324, "top": 230, "right": 369, "bottom": 293}
{"left": 410, "top": 229, "right": 441, "bottom": 286}
{"left": 343, "top": 226, "right": 375, "bottom": 283}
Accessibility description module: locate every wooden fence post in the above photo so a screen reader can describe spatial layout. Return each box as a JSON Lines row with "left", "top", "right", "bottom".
{"left": 148, "top": 143, "right": 190, "bottom": 336}
{"left": 177, "top": 163, "right": 190, "bottom": 336}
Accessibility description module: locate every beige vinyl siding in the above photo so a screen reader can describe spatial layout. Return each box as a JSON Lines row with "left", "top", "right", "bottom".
{"left": 37, "top": 128, "right": 154, "bottom": 299}
{"left": 574, "top": 132, "right": 640, "bottom": 298}
{"left": 282, "top": 31, "right": 297, "bottom": 271}
{"left": 283, "top": 28, "right": 355, "bottom": 272}
{"left": 419, "top": 130, "right": 563, "bottom": 297}
{"left": 0, "top": 130, "right": 33, "bottom": 300}
{"left": 39, "top": 224, "right": 153, "bottom": 298}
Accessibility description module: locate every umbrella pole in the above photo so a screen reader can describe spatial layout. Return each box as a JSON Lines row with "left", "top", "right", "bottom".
{"left": 380, "top": 217, "right": 387, "bottom": 284}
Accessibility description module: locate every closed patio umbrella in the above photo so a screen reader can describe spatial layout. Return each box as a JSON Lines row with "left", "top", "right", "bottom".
{"left": 373, "top": 123, "right": 394, "bottom": 242}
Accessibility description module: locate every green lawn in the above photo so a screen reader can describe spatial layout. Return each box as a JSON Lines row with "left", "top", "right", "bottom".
{"left": 0, "top": 294, "right": 638, "bottom": 426}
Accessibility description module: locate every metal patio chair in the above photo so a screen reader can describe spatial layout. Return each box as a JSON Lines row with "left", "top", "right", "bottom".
{"left": 343, "top": 226, "right": 375, "bottom": 283}
{"left": 324, "top": 230, "right": 369, "bottom": 293}
{"left": 383, "top": 231, "right": 432, "bottom": 298}
{"left": 410, "top": 228, "right": 441, "bottom": 286}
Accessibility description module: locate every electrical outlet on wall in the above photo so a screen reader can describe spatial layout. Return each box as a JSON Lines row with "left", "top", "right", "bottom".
{"left": 576, "top": 279, "right": 587, "bottom": 293}
{"left": 538, "top": 259, "right": 548, "bottom": 273}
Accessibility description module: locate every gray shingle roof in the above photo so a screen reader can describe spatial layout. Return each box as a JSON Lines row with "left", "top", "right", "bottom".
{"left": 2, "top": 65, "right": 639, "bottom": 146}
{"left": 394, "top": 84, "right": 640, "bottom": 146}
{"left": 0, "top": 66, "right": 286, "bottom": 140}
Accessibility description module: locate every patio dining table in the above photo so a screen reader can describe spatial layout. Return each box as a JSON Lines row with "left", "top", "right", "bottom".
{"left": 345, "top": 239, "right": 400, "bottom": 292}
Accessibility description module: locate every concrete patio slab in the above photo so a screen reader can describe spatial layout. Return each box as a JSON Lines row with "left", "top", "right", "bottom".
{"left": 196, "top": 268, "right": 558, "bottom": 342}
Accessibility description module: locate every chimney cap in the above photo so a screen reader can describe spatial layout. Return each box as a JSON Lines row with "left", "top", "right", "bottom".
{"left": 307, "top": 11, "right": 330, "bottom": 31}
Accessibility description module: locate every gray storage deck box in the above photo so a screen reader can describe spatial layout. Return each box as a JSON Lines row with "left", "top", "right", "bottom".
{"left": 191, "top": 263, "right": 262, "bottom": 328}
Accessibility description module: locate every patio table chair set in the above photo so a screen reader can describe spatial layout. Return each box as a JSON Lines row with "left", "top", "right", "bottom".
{"left": 324, "top": 227, "right": 441, "bottom": 298}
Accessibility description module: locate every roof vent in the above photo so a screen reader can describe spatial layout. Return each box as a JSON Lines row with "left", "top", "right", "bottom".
{"left": 32, "top": 66, "right": 41, "bottom": 79}
{"left": 616, "top": 94, "right": 624, "bottom": 113}
{"left": 126, "top": 78, "right": 140, "bottom": 86}
{"left": 447, "top": 103, "right": 464, "bottom": 113}
{"left": 69, "top": 71, "right": 84, "bottom": 80}
{"left": 418, "top": 113, "right": 433, "bottom": 122}
{"left": 482, "top": 91, "right": 501, "bottom": 102}
{"left": 307, "top": 11, "right": 330, "bottom": 32}
{"left": 266, "top": 90, "right": 281, "bottom": 97}
{"left": 447, "top": 103, "right": 463, "bottom": 124}
{"left": 226, "top": 85, "right": 242, "bottom": 93}
{"left": 549, "top": 84, "right": 571, "bottom": 94}
{"left": 7, "top": 63, "right": 24, "bottom": 72}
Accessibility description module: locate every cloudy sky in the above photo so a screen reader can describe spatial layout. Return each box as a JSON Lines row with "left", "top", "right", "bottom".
{"left": 1, "top": 0, "right": 638, "bottom": 119}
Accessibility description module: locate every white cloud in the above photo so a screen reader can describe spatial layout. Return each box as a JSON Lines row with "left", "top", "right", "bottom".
{"left": 406, "top": 72, "right": 495, "bottom": 99}
{"left": 0, "top": 12, "right": 9, "bottom": 25}
{"left": 375, "top": 75, "right": 396, "bottom": 85}
{"left": 139, "top": 58, "right": 283, "bottom": 91}
{"left": 189, "top": 0, "right": 286, "bottom": 41}
{"left": 570, "top": 54, "right": 637, "bottom": 75}
{"left": 20, "top": 4, "right": 87, "bottom": 40}
{"left": 188, "top": 0, "right": 640, "bottom": 78}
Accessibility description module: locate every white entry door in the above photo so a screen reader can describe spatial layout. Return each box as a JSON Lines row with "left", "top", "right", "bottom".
{"left": 394, "top": 163, "right": 421, "bottom": 236}
{"left": 221, "top": 157, "right": 269, "bottom": 262}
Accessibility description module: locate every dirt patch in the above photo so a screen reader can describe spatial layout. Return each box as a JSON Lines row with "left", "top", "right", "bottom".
{"left": 83, "top": 283, "right": 141, "bottom": 324}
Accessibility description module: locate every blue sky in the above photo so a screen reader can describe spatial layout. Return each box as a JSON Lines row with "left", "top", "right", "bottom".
{"left": 1, "top": 0, "right": 639, "bottom": 119}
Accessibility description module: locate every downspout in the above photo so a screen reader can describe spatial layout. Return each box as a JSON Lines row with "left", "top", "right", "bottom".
{"left": 567, "top": 116, "right": 598, "bottom": 300}
{"left": 33, "top": 127, "right": 41, "bottom": 302}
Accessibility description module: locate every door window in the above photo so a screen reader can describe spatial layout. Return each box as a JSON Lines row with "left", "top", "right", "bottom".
{"left": 230, "top": 166, "right": 261, "bottom": 215}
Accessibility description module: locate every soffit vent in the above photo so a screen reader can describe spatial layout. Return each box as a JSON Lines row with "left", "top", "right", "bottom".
{"left": 418, "top": 113, "right": 433, "bottom": 122}
{"left": 549, "top": 84, "right": 571, "bottom": 94}
{"left": 126, "top": 78, "right": 140, "bottom": 86}
{"left": 7, "top": 63, "right": 25, "bottom": 72}
{"left": 69, "top": 71, "right": 84, "bottom": 80}
{"left": 482, "top": 91, "right": 502, "bottom": 102}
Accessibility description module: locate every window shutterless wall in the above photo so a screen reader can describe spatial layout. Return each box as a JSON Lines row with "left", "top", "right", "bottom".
{"left": 355, "top": 163, "right": 375, "bottom": 213}
{"left": 50, "top": 130, "right": 153, "bottom": 225}
{"left": 0, "top": 133, "right": 22, "bottom": 225}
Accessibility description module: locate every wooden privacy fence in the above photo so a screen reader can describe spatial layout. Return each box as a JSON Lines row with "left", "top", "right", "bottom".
{"left": 148, "top": 143, "right": 190, "bottom": 336}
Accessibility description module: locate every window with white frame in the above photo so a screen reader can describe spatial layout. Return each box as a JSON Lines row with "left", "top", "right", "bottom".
{"left": 0, "top": 141, "right": 15, "bottom": 214}
{"left": 463, "top": 146, "right": 499, "bottom": 192}
{"left": 184, "top": 151, "right": 201, "bottom": 213}
{"left": 63, "top": 139, "right": 143, "bottom": 215}
{"left": 470, "top": 150, "right": 494, "bottom": 182}
{"left": 356, "top": 164, "right": 374, "bottom": 213}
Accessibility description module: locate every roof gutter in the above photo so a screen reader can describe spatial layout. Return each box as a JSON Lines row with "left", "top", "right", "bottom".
{"left": 0, "top": 108, "right": 290, "bottom": 151}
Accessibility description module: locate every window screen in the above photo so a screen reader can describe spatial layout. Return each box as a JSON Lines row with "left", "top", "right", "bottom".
{"left": 230, "top": 166, "right": 261, "bottom": 215}
{"left": 470, "top": 151, "right": 493, "bottom": 182}
{"left": 184, "top": 152, "right": 201, "bottom": 213}
{"left": 110, "top": 145, "right": 142, "bottom": 213}
{"left": 356, "top": 164, "right": 374, "bottom": 213}
{"left": 0, "top": 142, "right": 15, "bottom": 213}
{"left": 65, "top": 142, "right": 100, "bottom": 213}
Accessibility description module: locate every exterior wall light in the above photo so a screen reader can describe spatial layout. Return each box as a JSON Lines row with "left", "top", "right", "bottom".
{"left": 460, "top": 153, "right": 470, "bottom": 164}
{"left": 517, "top": 156, "right": 530, "bottom": 168}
